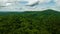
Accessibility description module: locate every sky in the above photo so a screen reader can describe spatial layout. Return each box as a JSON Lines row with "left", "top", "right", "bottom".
{"left": 0, "top": 0, "right": 60, "bottom": 12}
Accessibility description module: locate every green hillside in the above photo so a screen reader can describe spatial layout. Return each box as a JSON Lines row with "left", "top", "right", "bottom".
{"left": 0, "top": 10, "right": 60, "bottom": 34}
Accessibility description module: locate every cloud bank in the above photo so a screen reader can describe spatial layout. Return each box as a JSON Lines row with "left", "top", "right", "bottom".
{"left": 0, "top": 0, "right": 60, "bottom": 12}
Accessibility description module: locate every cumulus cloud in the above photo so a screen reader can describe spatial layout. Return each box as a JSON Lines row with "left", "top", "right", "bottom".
{"left": 0, "top": 0, "right": 60, "bottom": 11}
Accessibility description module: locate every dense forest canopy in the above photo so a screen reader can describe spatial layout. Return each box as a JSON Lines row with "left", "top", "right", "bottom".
{"left": 0, "top": 10, "right": 60, "bottom": 34}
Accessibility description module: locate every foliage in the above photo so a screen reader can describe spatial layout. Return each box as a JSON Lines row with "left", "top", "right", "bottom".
{"left": 0, "top": 10, "right": 60, "bottom": 34}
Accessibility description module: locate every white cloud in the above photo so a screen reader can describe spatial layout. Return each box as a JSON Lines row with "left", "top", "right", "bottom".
{"left": 22, "top": 0, "right": 51, "bottom": 5}
{"left": 54, "top": 0, "right": 60, "bottom": 6}
{"left": 0, "top": 0, "right": 8, "bottom": 2}
{"left": 0, "top": 0, "right": 60, "bottom": 11}
{"left": 25, "top": 0, "right": 38, "bottom": 5}
{"left": 39, "top": 0, "right": 51, "bottom": 3}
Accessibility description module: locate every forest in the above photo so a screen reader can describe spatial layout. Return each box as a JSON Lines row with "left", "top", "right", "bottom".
{"left": 0, "top": 10, "right": 60, "bottom": 34}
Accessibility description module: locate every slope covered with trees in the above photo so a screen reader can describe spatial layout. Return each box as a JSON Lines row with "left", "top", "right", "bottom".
{"left": 0, "top": 10, "right": 60, "bottom": 34}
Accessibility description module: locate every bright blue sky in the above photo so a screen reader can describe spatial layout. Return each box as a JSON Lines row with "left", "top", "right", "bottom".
{"left": 0, "top": 0, "right": 60, "bottom": 12}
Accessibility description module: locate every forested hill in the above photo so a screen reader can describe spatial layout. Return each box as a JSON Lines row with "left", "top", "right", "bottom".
{"left": 0, "top": 10, "right": 60, "bottom": 34}
{"left": 0, "top": 9, "right": 60, "bottom": 15}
